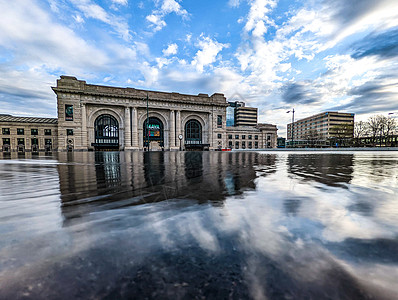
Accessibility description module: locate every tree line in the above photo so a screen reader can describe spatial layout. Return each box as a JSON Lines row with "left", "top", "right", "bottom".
{"left": 353, "top": 115, "right": 397, "bottom": 147}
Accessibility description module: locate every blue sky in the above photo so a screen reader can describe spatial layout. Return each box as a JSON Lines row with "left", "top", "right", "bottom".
{"left": 1, "top": 0, "right": 398, "bottom": 136}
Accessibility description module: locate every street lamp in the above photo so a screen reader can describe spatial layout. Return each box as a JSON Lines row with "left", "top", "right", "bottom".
{"left": 286, "top": 109, "right": 295, "bottom": 148}
{"left": 178, "top": 134, "right": 183, "bottom": 151}
{"left": 145, "top": 93, "right": 149, "bottom": 151}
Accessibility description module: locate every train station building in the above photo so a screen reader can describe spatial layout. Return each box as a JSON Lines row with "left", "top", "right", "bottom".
{"left": 0, "top": 76, "right": 277, "bottom": 152}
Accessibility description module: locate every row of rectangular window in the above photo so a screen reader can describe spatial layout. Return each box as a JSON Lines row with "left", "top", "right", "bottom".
{"left": 2, "top": 138, "right": 52, "bottom": 146}
{"left": 228, "top": 134, "right": 258, "bottom": 140}
{"left": 1, "top": 128, "right": 74, "bottom": 136}
{"left": 2, "top": 128, "right": 52, "bottom": 135}
{"left": 228, "top": 141, "right": 259, "bottom": 149}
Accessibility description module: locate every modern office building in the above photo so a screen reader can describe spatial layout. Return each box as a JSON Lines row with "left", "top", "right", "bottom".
{"left": 286, "top": 111, "right": 354, "bottom": 147}
{"left": 235, "top": 106, "right": 258, "bottom": 126}
{"left": 0, "top": 76, "right": 278, "bottom": 152}
{"left": 226, "top": 101, "right": 245, "bottom": 127}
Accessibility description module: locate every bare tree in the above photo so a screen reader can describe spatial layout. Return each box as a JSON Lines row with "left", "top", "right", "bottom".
{"left": 380, "top": 116, "right": 397, "bottom": 146}
{"left": 367, "top": 115, "right": 383, "bottom": 146}
{"left": 354, "top": 121, "right": 369, "bottom": 146}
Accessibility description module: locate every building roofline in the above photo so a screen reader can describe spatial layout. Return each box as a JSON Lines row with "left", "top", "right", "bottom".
{"left": 52, "top": 75, "right": 228, "bottom": 107}
{"left": 288, "top": 111, "right": 355, "bottom": 124}
{"left": 0, "top": 115, "right": 58, "bottom": 124}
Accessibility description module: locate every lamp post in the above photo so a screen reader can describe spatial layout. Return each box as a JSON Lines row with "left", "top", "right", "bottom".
{"left": 178, "top": 134, "right": 183, "bottom": 151}
{"left": 146, "top": 93, "right": 149, "bottom": 151}
{"left": 286, "top": 109, "right": 295, "bottom": 148}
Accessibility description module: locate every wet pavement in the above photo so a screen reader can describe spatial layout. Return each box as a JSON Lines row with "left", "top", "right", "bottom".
{"left": 0, "top": 151, "right": 397, "bottom": 299}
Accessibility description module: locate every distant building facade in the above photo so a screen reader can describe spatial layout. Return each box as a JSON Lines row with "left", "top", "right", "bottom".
{"left": 235, "top": 106, "right": 258, "bottom": 126}
{"left": 226, "top": 101, "right": 245, "bottom": 127}
{"left": 277, "top": 137, "right": 286, "bottom": 148}
{"left": 226, "top": 124, "right": 277, "bottom": 149}
{"left": 0, "top": 76, "right": 278, "bottom": 152}
{"left": 0, "top": 115, "right": 58, "bottom": 153}
{"left": 286, "top": 111, "right": 354, "bottom": 147}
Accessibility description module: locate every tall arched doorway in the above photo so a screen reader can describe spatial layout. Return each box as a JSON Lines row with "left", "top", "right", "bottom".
{"left": 143, "top": 117, "right": 164, "bottom": 151}
{"left": 185, "top": 119, "right": 206, "bottom": 150}
{"left": 93, "top": 114, "right": 119, "bottom": 151}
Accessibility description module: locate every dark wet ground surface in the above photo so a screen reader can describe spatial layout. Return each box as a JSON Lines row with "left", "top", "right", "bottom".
{"left": 0, "top": 151, "right": 397, "bottom": 299}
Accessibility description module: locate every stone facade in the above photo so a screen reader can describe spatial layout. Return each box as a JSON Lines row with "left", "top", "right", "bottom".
{"left": 226, "top": 124, "right": 277, "bottom": 150}
{"left": 53, "top": 76, "right": 231, "bottom": 151}
{"left": 0, "top": 115, "right": 58, "bottom": 152}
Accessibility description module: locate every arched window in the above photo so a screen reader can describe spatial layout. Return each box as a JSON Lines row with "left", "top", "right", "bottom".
{"left": 94, "top": 114, "right": 119, "bottom": 145}
{"left": 185, "top": 119, "right": 202, "bottom": 144}
{"left": 143, "top": 117, "right": 164, "bottom": 147}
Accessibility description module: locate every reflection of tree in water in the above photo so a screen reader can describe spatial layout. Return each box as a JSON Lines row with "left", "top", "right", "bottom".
{"left": 287, "top": 154, "right": 354, "bottom": 188}
{"left": 353, "top": 155, "right": 397, "bottom": 184}
{"left": 284, "top": 154, "right": 354, "bottom": 218}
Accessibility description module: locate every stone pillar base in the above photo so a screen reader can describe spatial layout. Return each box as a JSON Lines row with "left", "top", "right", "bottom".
{"left": 125, "top": 147, "right": 140, "bottom": 151}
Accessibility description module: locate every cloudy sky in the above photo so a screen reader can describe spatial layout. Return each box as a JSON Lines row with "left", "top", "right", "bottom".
{"left": 1, "top": 0, "right": 398, "bottom": 136}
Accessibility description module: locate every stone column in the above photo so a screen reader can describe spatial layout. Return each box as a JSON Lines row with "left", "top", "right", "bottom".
{"left": 176, "top": 110, "right": 181, "bottom": 150}
{"left": 125, "top": 107, "right": 132, "bottom": 149}
{"left": 169, "top": 110, "right": 176, "bottom": 148}
{"left": 132, "top": 107, "right": 139, "bottom": 150}
{"left": 81, "top": 103, "right": 88, "bottom": 149}
{"left": 208, "top": 112, "right": 213, "bottom": 149}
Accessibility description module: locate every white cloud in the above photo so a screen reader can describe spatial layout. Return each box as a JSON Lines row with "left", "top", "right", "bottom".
{"left": 191, "top": 35, "right": 230, "bottom": 73}
{"left": 0, "top": 0, "right": 109, "bottom": 71}
{"left": 73, "top": 15, "right": 85, "bottom": 24}
{"left": 111, "top": 0, "right": 128, "bottom": 5}
{"left": 69, "top": 0, "right": 131, "bottom": 41}
{"left": 244, "top": 0, "right": 277, "bottom": 38}
{"left": 146, "top": 0, "right": 188, "bottom": 32}
{"left": 228, "top": 0, "right": 241, "bottom": 8}
{"left": 160, "top": 0, "right": 188, "bottom": 17}
{"left": 162, "top": 43, "right": 178, "bottom": 56}
{"left": 146, "top": 14, "right": 166, "bottom": 32}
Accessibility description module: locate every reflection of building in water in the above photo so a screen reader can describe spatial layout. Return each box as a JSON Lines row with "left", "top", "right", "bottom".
{"left": 57, "top": 152, "right": 277, "bottom": 222}
{"left": 95, "top": 152, "right": 121, "bottom": 188}
{"left": 184, "top": 152, "right": 203, "bottom": 180}
{"left": 287, "top": 154, "right": 354, "bottom": 187}
{"left": 144, "top": 152, "right": 165, "bottom": 186}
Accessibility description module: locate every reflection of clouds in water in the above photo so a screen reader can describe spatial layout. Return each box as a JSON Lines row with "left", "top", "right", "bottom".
{"left": 148, "top": 206, "right": 221, "bottom": 253}
{"left": 351, "top": 153, "right": 398, "bottom": 191}
{"left": 336, "top": 260, "right": 398, "bottom": 300}
{"left": 253, "top": 154, "right": 398, "bottom": 243}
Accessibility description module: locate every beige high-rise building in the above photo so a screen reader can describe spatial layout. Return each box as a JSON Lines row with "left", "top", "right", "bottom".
{"left": 287, "top": 111, "right": 354, "bottom": 147}
{"left": 235, "top": 107, "right": 258, "bottom": 126}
